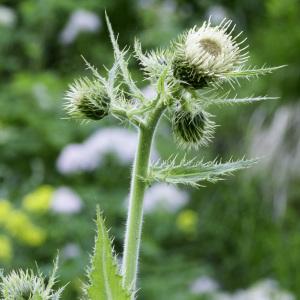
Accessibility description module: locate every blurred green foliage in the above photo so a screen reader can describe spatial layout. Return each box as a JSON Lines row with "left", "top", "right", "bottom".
{"left": 0, "top": 0, "right": 299, "bottom": 299}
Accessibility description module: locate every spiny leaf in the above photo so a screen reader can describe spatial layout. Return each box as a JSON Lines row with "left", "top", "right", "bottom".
{"left": 84, "top": 208, "right": 133, "bottom": 300}
{"left": 81, "top": 55, "right": 106, "bottom": 83}
{"left": 81, "top": 55, "right": 144, "bottom": 126}
{"left": 205, "top": 95, "right": 278, "bottom": 107}
{"left": 105, "top": 12, "right": 144, "bottom": 102}
{"left": 147, "top": 156, "right": 258, "bottom": 187}
{"left": 220, "top": 65, "right": 286, "bottom": 81}
{"left": 81, "top": 54, "right": 120, "bottom": 102}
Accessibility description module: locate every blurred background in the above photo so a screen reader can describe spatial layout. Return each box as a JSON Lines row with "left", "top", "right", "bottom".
{"left": 0, "top": 0, "right": 299, "bottom": 299}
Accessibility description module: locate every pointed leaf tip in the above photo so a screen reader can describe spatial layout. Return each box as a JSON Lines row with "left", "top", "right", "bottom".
{"left": 84, "top": 208, "right": 133, "bottom": 300}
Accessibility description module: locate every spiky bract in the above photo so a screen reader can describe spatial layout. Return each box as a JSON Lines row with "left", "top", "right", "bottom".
{"left": 172, "top": 19, "right": 248, "bottom": 89}
{"left": 0, "top": 264, "right": 63, "bottom": 300}
{"left": 172, "top": 107, "right": 215, "bottom": 147}
{"left": 134, "top": 39, "right": 173, "bottom": 84}
{"left": 65, "top": 77, "right": 110, "bottom": 121}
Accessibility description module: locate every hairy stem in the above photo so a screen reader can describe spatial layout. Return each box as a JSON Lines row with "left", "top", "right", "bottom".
{"left": 122, "top": 102, "right": 165, "bottom": 292}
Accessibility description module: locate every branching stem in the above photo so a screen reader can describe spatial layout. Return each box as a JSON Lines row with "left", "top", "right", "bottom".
{"left": 122, "top": 100, "right": 165, "bottom": 293}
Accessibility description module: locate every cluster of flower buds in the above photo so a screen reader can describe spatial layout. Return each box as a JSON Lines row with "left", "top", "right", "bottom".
{"left": 64, "top": 18, "right": 276, "bottom": 149}
{"left": 170, "top": 19, "right": 247, "bottom": 147}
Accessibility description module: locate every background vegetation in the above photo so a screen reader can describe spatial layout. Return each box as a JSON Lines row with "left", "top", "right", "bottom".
{"left": 0, "top": 0, "right": 299, "bottom": 299}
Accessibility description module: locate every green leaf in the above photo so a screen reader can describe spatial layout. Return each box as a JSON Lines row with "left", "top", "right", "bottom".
{"left": 220, "top": 65, "right": 286, "bottom": 81}
{"left": 105, "top": 12, "right": 144, "bottom": 102}
{"left": 81, "top": 55, "right": 119, "bottom": 102}
{"left": 147, "top": 157, "right": 258, "bottom": 187}
{"left": 205, "top": 95, "right": 278, "bottom": 107}
{"left": 85, "top": 209, "right": 133, "bottom": 300}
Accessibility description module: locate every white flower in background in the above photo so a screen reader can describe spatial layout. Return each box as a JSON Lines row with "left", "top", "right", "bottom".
{"left": 214, "top": 279, "right": 295, "bottom": 300}
{"left": 0, "top": 6, "right": 16, "bottom": 27}
{"left": 50, "top": 187, "right": 82, "bottom": 214}
{"left": 56, "top": 143, "right": 99, "bottom": 173}
{"left": 206, "top": 5, "right": 228, "bottom": 24}
{"left": 62, "top": 243, "right": 81, "bottom": 260}
{"left": 56, "top": 127, "right": 159, "bottom": 174}
{"left": 235, "top": 279, "right": 294, "bottom": 300}
{"left": 85, "top": 128, "right": 138, "bottom": 164}
{"left": 59, "top": 9, "right": 101, "bottom": 45}
{"left": 189, "top": 277, "right": 295, "bottom": 300}
{"left": 142, "top": 183, "right": 189, "bottom": 213}
{"left": 190, "top": 275, "right": 219, "bottom": 295}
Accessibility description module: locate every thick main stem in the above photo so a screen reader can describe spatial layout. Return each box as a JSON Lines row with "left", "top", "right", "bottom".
{"left": 122, "top": 104, "right": 164, "bottom": 292}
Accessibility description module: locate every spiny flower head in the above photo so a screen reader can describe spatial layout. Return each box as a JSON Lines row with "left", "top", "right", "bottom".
{"left": 0, "top": 268, "right": 63, "bottom": 300}
{"left": 172, "top": 19, "right": 248, "bottom": 89}
{"left": 172, "top": 104, "right": 215, "bottom": 148}
{"left": 64, "top": 77, "right": 110, "bottom": 121}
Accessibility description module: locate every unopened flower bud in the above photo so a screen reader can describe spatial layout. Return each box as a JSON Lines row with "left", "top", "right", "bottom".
{"left": 0, "top": 268, "right": 62, "bottom": 299}
{"left": 172, "top": 106, "right": 214, "bottom": 147}
{"left": 172, "top": 19, "right": 248, "bottom": 89}
{"left": 65, "top": 77, "right": 110, "bottom": 121}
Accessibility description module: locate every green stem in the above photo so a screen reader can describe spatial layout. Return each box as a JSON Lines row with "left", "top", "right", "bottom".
{"left": 122, "top": 103, "right": 165, "bottom": 292}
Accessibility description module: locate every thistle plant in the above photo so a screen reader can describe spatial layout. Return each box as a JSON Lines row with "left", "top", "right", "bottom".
{"left": 64, "top": 15, "right": 282, "bottom": 299}
{"left": 0, "top": 15, "right": 283, "bottom": 300}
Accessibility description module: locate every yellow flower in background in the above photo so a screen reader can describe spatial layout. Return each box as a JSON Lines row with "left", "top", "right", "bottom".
{"left": 0, "top": 235, "right": 12, "bottom": 262}
{"left": 0, "top": 197, "right": 47, "bottom": 247}
{"left": 22, "top": 225, "right": 46, "bottom": 247}
{"left": 176, "top": 209, "right": 198, "bottom": 235}
{"left": 0, "top": 200, "right": 12, "bottom": 224}
{"left": 5, "top": 210, "right": 32, "bottom": 236}
{"left": 4, "top": 210, "right": 46, "bottom": 246}
{"left": 22, "top": 185, "right": 54, "bottom": 214}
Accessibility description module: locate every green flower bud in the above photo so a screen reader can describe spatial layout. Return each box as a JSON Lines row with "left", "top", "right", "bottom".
{"left": 65, "top": 77, "right": 110, "bottom": 121}
{"left": 172, "top": 106, "right": 215, "bottom": 147}
{"left": 0, "top": 268, "right": 63, "bottom": 300}
{"left": 172, "top": 19, "right": 248, "bottom": 89}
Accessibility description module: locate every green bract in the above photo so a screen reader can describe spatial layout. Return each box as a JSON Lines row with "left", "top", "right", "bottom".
{"left": 172, "top": 57, "right": 210, "bottom": 89}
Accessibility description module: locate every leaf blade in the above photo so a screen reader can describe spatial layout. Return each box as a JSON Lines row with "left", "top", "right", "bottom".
{"left": 205, "top": 95, "right": 278, "bottom": 107}
{"left": 105, "top": 13, "right": 144, "bottom": 101}
{"left": 148, "top": 157, "right": 258, "bottom": 187}
{"left": 219, "top": 65, "right": 286, "bottom": 80}
{"left": 85, "top": 209, "right": 132, "bottom": 300}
